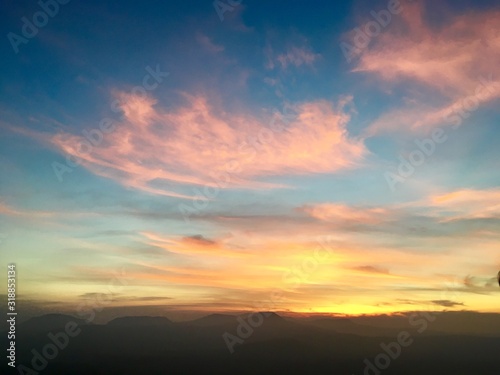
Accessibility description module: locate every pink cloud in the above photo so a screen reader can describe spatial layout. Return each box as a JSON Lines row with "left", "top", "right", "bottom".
{"left": 356, "top": 3, "right": 500, "bottom": 134}
{"left": 196, "top": 33, "right": 224, "bottom": 53}
{"left": 50, "top": 93, "right": 366, "bottom": 197}
{"left": 299, "top": 203, "right": 390, "bottom": 225}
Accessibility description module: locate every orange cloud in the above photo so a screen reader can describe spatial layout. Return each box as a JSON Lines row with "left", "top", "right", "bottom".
{"left": 0, "top": 201, "right": 56, "bottom": 218}
{"left": 50, "top": 94, "right": 366, "bottom": 197}
{"left": 299, "top": 203, "right": 390, "bottom": 225}
{"left": 428, "top": 188, "right": 500, "bottom": 220}
{"left": 140, "top": 231, "right": 250, "bottom": 259}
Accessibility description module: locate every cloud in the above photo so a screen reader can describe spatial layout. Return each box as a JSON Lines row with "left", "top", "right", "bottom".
{"left": 431, "top": 300, "right": 465, "bottom": 308}
{"left": 0, "top": 201, "right": 55, "bottom": 218}
{"left": 275, "top": 46, "right": 320, "bottom": 69}
{"left": 357, "top": 2, "right": 500, "bottom": 135}
{"left": 356, "top": 3, "right": 500, "bottom": 96}
{"left": 49, "top": 94, "right": 366, "bottom": 197}
{"left": 265, "top": 38, "right": 320, "bottom": 71}
{"left": 79, "top": 292, "right": 108, "bottom": 299}
{"left": 352, "top": 265, "right": 389, "bottom": 274}
{"left": 428, "top": 188, "right": 500, "bottom": 220}
{"left": 464, "top": 275, "right": 478, "bottom": 288}
{"left": 0, "top": 201, "right": 98, "bottom": 225}
{"left": 183, "top": 234, "right": 217, "bottom": 246}
{"left": 464, "top": 274, "right": 499, "bottom": 292}
{"left": 79, "top": 293, "right": 172, "bottom": 302}
{"left": 140, "top": 231, "right": 248, "bottom": 258}
{"left": 299, "top": 203, "right": 390, "bottom": 225}
{"left": 196, "top": 33, "right": 224, "bottom": 53}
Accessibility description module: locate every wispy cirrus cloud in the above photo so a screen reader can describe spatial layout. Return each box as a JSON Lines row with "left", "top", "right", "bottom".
{"left": 49, "top": 93, "right": 366, "bottom": 197}
{"left": 357, "top": 2, "right": 500, "bottom": 135}
{"left": 0, "top": 201, "right": 98, "bottom": 222}
{"left": 352, "top": 265, "right": 390, "bottom": 274}
{"left": 196, "top": 33, "right": 225, "bottom": 53}
{"left": 356, "top": 3, "right": 500, "bottom": 96}
{"left": 427, "top": 188, "right": 500, "bottom": 220}
{"left": 0, "top": 201, "right": 56, "bottom": 218}
{"left": 299, "top": 203, "right": 390, "bottom": 225}
{"left": 274, "top": 46, "right": 320, "bottom": 70}
{"left": 265, "top": 39, "right": 320, "bottom": 71}
{"left": 139, "top": 231, "right": 249, "bottom": 259}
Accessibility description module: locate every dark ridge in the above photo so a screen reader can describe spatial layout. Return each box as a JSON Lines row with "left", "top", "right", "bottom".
{"left": 240, "top": 311, "right": 285, "bottom": 321}
{"left": 186, "top": 313, "right": 237, "bottom": 326}
{"left": 19, "top": 313, "right": 89, "bottom": 334}
{"left": 107, "top": 316, "right": 172, "bottom": 326}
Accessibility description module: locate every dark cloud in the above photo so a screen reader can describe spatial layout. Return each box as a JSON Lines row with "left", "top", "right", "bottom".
{"left": 352, "top": 265, "right": 389, "bottom": 274}
{"left": 79, "top": 292, "right": 109, "bottom": 299}
{"left": 463, "top": 275, "right": 498, "bottom": 294}
{"left": 129, "top": 296, "right": 173, "bottom": 302}
{"left": 183, "top": 234, "right": 217, "bottom": 246}
{"left": 464, "top": 275, "right": 477, "bottom": 288}
{"left": 431, "top": 300, "right": 465, "bottom": 308}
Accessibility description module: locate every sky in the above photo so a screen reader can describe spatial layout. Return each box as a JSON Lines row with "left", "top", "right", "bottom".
{"left": 0, "top": 0, "right": 499, "bottom": 320}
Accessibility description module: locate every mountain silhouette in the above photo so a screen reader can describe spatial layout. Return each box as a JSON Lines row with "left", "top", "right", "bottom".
{"left": 185, "top": 313, "right": 237, "bottom": 327}
{"left": 107, "top": 316, "right": 172, "bottom": 326}
{"left": 4, "top": 311, "right": 499, "bottom": 375}
{"left": 18, "top": 313, "right": 90, "bottom": 335}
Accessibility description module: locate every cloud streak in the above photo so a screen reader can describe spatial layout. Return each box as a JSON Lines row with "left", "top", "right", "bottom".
{"left": 49, "top": 94, "right": 366, "bottom": 197}
{"left": 357, "top": 2, "right": 500, "bottom": 135}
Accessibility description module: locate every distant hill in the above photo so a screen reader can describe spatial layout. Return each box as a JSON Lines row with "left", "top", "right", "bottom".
{"left": 185, "top": 313, "right": 237, "bottom": 327}
{"left": 304, "top": 317, "right": 401, "bottom": 337}
{"left": 107, "top": 316, "right": 172, "bottom": 326}
{"left": 18, "top": 313, "right": 89, "bottom": 335}
{"left": 350, "top": 311, "right": 500, "bottom": 337}
{"left": 6, "top": 311, "right": 500, "bottom": 375}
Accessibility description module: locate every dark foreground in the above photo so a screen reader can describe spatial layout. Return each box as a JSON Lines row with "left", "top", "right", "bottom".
{"left": 4, "top": 311, "right": 500, "bottom": 375}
